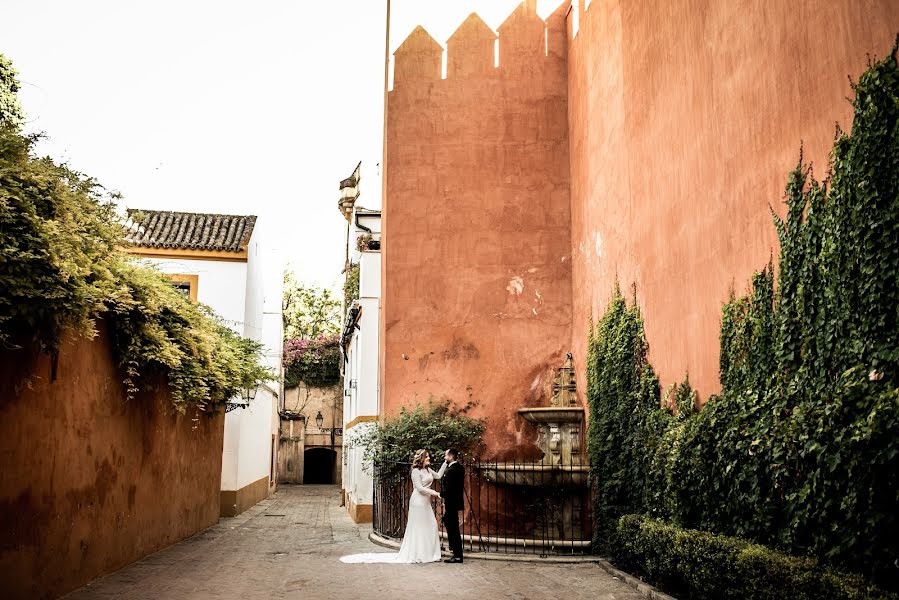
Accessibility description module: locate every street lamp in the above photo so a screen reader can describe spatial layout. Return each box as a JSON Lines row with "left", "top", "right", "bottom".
{"left": 315, "top": 411, "right": 324, "bottom": 429}
{"left": 242, "top": 385, "right": 258, "bottom": 402}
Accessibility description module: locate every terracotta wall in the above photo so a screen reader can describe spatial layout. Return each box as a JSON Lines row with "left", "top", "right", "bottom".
{"left": 0, "top": 325, "right": 224, "bottom": 600}
{"left": 567, "top": 0, "right": 898, "bottom": 399}
{"left": 382, "top": 0, "right": 897, "bottom": 451}
{"left": 382, "top": 2, "right": 573, "bottom": 458}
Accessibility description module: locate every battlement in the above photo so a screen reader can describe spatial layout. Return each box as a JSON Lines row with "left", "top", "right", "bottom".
{"left": 390, "top": 0, "right": 569, "bottom": 90}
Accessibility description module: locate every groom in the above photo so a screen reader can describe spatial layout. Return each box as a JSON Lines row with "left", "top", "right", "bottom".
{"left": 440, "top": 448, "right": 464, "bottom": 563}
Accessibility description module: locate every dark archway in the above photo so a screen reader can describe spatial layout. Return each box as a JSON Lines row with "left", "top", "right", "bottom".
{"left": 304, "top": 448, "right": 336, "bottom": 484}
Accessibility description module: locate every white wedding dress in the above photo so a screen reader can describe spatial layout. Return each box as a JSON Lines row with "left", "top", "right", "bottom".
{"left": 340, "top": 462, "right": 446, "bottom": 564}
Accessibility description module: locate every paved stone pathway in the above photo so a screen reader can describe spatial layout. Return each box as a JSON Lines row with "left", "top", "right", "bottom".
{"left": 64, "top": 485, "right": 643, "bottom": 600}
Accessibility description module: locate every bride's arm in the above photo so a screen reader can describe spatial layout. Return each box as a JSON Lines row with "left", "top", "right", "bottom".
{"left": 411, "top": 469, "right": 440, "bottom": 497}
{"left": 430, "top": 461, "right": 448, "bottom": 480}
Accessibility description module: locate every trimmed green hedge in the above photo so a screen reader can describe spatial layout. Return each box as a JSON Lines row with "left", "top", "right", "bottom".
{"left": 615, "top": 515, "right": 897, "bottom": 600}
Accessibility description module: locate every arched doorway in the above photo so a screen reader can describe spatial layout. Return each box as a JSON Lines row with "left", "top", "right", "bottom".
{"left": 304, "top": 448, "right": 336, "bottom": 484}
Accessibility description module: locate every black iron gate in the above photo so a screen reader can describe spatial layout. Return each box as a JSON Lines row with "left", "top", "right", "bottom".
{"left": 372, "top": 458, "right": 592, "bottom": 555}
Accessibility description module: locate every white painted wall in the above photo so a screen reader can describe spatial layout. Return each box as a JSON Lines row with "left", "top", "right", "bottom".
{"left": 223, "top": 227, "right": 282, "bottom": 493}
{"left": 138, "top": 257, "right": 248, "bottom": 333}
{"left": 139, "top": 225, "right": 283, "bottom": 501}
{"left": 244, "top": 236, "right": 265, "bottom": 343}
{"left": 342, "top": 218, "right": 381, "bottom": 510}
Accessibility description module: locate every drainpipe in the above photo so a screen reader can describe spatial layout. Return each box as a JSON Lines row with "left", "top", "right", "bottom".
{"left": 355, "top": 213, "right": 373, "bottom": 233}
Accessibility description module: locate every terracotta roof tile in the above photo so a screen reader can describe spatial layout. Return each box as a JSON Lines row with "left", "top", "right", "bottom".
{"left": 124, "top": 209, "right": 256, "bottom": 252}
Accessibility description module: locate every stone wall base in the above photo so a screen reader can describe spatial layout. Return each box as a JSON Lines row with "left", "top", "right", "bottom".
{"left": 346, "top": 494, "right": 372, "bottom": 523}
{"left": 220, "top": 475, "right": 271, "bottom": 517}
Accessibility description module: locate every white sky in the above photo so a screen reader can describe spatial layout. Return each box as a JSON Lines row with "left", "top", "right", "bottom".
{"left": 3, "top": 0, "right": 564, "bottom": 292}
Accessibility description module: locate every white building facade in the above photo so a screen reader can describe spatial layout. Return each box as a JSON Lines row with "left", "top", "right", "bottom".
{"left": 125, "top": 210, "right": 282, "bottom": 517}
{"left": 338, "top": 165, "right": 382, "bottom": 523}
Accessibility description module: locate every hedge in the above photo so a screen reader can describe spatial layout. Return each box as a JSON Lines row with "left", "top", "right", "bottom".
{"left": 615, "top": 515, "right": 897, "bottom": 600}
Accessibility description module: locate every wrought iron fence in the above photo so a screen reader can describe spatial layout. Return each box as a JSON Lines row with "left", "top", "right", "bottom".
{"left": 372, "top": 458, "right": 592, "bottom": 556}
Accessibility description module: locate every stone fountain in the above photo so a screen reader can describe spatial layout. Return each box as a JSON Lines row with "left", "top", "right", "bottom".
{"left": 483, "top": 353, "right": 588, "bottom": 487}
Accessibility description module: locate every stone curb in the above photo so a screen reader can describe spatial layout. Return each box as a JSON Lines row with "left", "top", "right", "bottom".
{"left": 594, "top": 559, "right": 678, "bottom": 600}
{"left": 368, "top": 532, "right": 601, "bottom": 563}
{"left": 369, "top": 530, "right": 677, "bottom": 599}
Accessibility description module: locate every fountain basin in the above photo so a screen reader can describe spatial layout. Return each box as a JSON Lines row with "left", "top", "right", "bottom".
{"left": 482, "top": 463, "right": 589, "bottom": 487}
{"left": 517, "top": 407, "right": 585, "bottom": 424}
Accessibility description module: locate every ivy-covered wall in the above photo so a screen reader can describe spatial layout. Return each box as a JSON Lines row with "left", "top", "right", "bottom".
{"left": 568, "top": 0, "right": 898, "bottom": 401}
{"left": 587, "top": 44, "right": 899, "bottom": 590}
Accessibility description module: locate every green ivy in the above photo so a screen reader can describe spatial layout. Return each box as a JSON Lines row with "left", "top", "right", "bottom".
{"left": 588, "top": 41, "right": 899, "bottom": 588}
{"left": 586, "top": 284, "right": 665, "bottom": 552}
{"left": 107, "top": 261, "right": 271, "bottom": 412}
{"left": 0, "top": 127, "right": 270, "bottom": 412}
{"left": 0, "top": 129, "right": 121, "bottom": 353}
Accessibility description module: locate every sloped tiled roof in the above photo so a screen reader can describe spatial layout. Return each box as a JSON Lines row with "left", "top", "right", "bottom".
{"left": 124, "top": 209, "right": 257, "bottom": 252}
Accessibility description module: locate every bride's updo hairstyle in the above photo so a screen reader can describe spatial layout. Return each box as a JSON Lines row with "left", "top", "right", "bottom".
{"left": 411, "top": 449, "right": 429, "bottom": 469}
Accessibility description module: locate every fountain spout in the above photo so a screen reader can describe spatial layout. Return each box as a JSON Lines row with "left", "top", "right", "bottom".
{"left": 517, "top": 353, "right": 586, "bottom": 466}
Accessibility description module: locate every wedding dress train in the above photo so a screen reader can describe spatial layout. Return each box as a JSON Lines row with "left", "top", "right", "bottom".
{"left": 340, "top": 463, "right": 446, "bottom": 564}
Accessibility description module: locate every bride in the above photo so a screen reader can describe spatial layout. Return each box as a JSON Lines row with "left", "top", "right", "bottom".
{"left": 340, "top": 449, "right": 446, "bottom": 564}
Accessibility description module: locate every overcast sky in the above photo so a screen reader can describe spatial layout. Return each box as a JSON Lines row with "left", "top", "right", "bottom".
{"left": 3, "top": 0, "right": 563, "bottom": 292}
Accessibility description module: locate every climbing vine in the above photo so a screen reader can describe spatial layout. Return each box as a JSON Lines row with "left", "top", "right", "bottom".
{"left": 282, "top": 335, "right": 341, "bottom": 388}
{"left": 0, "top": 127, "right": 270, "bottom": 412}
{"left": 589, "top": 41, "right": 899, "bottom": 589}
{"left": 586, "top": 284, "right": 665, "bottom": 551}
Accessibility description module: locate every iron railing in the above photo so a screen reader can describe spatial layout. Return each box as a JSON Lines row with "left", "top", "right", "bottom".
{"left": 372, "top": 458, "right": 592, "bottom": 556}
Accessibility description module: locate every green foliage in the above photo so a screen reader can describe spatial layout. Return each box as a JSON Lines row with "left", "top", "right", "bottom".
{"left": 282, "top": 335, "right": 341, "bottom": 388}
{"left": 282, "top": 267, "right": 340, "bottom": 341}
{"left": 343, "top": 262, "right": 360, "bottom": 307}
{"left": 0, "top": 127, "right": 270, "bottom": 412}
{"left": 719, "top": 264, "right": 776, "bottom": 397}
{"left": 586, "top": 283, "right": 664, "bottom": 552}
{"left": 351, "top": 397, "right": 485, "bottom": 469}
{"left": 0, "top": 129, "right": 121, "bottom": 353}
{"left": 107, "top": 261, "right": 271, "bottom": 412}
{"left": 0, "top": 53, "right": 25, "bottom": 129}
{"left": 677, "top": 43, "right": 899, "bottom": 582}
{"left": 615, "top": 515, "right": 896, "bottom": 600}
{"left": 588, "top": 42, "right": 899, "bottom": 588}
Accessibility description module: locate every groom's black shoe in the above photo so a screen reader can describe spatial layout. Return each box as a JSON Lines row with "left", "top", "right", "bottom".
{"left": 444, "top": 557, "right": 463, "bottom": 563}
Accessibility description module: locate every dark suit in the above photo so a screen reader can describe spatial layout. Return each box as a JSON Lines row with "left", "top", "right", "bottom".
{"left": 440, "top": 461, "right": 465, "bottom": 559}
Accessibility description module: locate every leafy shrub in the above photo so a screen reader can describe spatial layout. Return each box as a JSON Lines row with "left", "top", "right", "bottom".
{"left": 107, "top": 261, "right": 270, "bottom": 412}
{"left": 0, "top": 129, "right": 120, "bottom": 353}
{"left": 351, "top": 397, "right": 485, "bottom": 469}
{"left": 283, "top": 335, "right": 341, "bottom": 388}
{"left": 0, "top": 127, "right": 269, "bottom": 411}
{"left": 0, "top": 53, "right": 25, "bottom": 128}
{"left": 615, "top": 515, "right": 897, "bottom": 600}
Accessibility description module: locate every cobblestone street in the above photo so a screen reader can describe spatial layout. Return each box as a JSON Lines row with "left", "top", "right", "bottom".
{"left": 64, "top": 486, "right": 643, "bottom": 600}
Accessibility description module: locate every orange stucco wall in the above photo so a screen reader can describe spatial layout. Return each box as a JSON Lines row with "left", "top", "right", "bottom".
{"left": 0, "top": 324, "right": 224, "bottom": 600}
{"left": 567, "top": 0, "right": 898, "bottom": 400}
{"left": 382, "top": 1, "right": 898, "bottom": 454}
{"left": 382, "top": 3, "right": 573, "bottom": 458}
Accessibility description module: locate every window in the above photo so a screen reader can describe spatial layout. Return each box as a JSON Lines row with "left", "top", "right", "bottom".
{"left": 165, "top": 274, "right": 199, "bottom": 303}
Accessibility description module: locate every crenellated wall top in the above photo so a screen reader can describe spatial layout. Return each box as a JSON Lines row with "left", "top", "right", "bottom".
{"left": 390, "top": 0, "right": 570, "bottom": 89}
